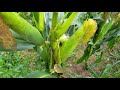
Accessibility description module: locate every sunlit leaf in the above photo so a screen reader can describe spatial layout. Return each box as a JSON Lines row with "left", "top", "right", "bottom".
{"left": 0, "top": 12, "right": 44, "bottom": 45}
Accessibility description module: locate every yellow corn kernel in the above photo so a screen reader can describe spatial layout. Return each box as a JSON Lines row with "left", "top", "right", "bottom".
{"left": 82, "top": 19, "right": 97, "bottom": 45}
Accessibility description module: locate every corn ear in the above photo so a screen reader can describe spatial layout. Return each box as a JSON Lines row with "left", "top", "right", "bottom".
{"left": 82, "top": 19, "right": 97, "bottom": 45}
{"left": 0, "top": 12, "right": 44, "bottom": 45}
{"left": 60, "top": 19, "right": 97, "bottom": 62}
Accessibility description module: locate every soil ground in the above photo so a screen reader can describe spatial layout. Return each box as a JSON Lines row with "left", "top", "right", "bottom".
{"left": 2, "top": 41, "right": 119, "bottom": 78}
{"left": 61, "top": 42, "right": 120, "bottom": 78}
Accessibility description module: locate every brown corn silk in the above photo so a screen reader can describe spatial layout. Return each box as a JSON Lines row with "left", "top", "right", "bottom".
{"left": 0, "top": 16, "right": 16, "bottom": 50}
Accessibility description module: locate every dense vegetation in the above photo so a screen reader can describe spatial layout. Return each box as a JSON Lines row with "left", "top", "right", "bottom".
{"left": 0, "top": 12, "right": 120, "bottom": 78}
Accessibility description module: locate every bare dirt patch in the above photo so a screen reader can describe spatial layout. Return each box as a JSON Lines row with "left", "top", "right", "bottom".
{"left": 63, "top": 42, "right": 120, "bottom": 78}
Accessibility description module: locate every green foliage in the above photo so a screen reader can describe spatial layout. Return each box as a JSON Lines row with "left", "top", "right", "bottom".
{"left": 0, "top": 52, "right": 31, "bottom": 78}
{"left": 0, "top": 12, "right": 44, "bottom": 45}
{"left": 55, "top": 12, "right": 78, "bottom": 39}
{"left": 95, "top": 52, "right": 103, "bottom": 63}
{"left": 0, "top": 12, "right": 120, "bottom": 78}
{"left": 25, "top": 70, "right": 54, "bottom": 78}
{"left": 0, "top": 39, "right": 35, "bottom": 51}
{"left": 77, "top": 12, "right": 120, "bottom": 64}
{"left": 61, "top": 19, "right": 97, "bottom": 62}
{"left": 87, "top": 60, "right": 120, "bottom": 78}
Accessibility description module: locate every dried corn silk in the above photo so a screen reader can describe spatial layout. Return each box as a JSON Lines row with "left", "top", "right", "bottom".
{"left": 0, "top": 16, "right": 16, "bottom": 50}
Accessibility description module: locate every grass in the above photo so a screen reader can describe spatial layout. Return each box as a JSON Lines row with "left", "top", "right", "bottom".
{"left": 0, "top": 41, "right": 119, "bottom": 78}
{"left": 0, "top": 12, "right": 119, "bottom": 78}
{"left": 62, "top": 41, "right": 120, "bottom": 78}
{"left": 0, "top": 50, "right": 42, "bottom": 78}
{"left": 85, "top": 41, "right": 120, "bottom": 78}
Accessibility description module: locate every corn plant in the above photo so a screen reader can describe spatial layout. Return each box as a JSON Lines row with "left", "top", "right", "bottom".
{"left": 77, "top": 12, "right": 120, "bottom": 66}
{"left": 0, "top": 12, "right": 119, "bottom": 77}
{"left": 87, "top": 60, "right": 120, "bottom": 78}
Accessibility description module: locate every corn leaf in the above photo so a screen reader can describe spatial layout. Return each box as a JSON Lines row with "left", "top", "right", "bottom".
{"left": 38, "top": 12, "right": 44, "bottom": 32}
{"left": 60, "top": 25, "right": 85, "bottom": 62}
{"left": 54, "top": 12, "right": 69, "bottom": 30}
{"left": 0, "top": 39, "right": 35, "bottom": 51}
{"left": 51, "top": 12, "right": 58, "bottom": 29}
{"left": 94, "top": 19, "right": 114, "bottom": 46}
{"left": 0, "top": 12, "right": 44, "bottom": 45}
{"left": 76, "top": 45, "right": 90, "bottom": 64}
{"left": 33, "top": 12, "right": 39, "bottom": 23}
{"left": 60, "top": 19, "right": 97, "bottom": 62}
{"left": 55, "top": 12, "right": 78, "bottom": 39}
{"left": 24, "top": 70, "right": 53, "bottom": 78}
{"left": 107, "top": 37, "right": 117, "bottom": 49}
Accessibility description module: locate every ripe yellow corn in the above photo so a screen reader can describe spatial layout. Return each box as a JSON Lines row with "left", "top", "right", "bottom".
{"left": 82, "top": 19, "right": 97, "bottom": 45}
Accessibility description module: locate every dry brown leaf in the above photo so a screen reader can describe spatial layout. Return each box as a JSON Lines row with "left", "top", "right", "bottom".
{"left": 54, "top": 64, "right": 64, "bottom": 74}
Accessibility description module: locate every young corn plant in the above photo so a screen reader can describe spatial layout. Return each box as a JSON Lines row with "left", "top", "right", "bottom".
{"left": 0, "top": 12, "right": 102, "bottom": 77}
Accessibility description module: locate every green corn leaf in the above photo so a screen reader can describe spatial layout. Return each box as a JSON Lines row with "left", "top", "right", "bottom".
{"left": 0, "top": 12, "right": 44, "bottom": 45}
{"left": 24, "top": 70, "right": 53, "bottom": 78}
{"left": 107, "top": 37, "right": 117, "bottom": 49}
{"left": 76, "top": 45, "right": 90, "bottom": 64}
{"left": 33, "top": 12, "right": 39, "bottom": 23}
{"left": 0, "top": 39, "right": 35, "bottom": 51}
{"left": 100, "top": 64, "right": 112, "bottom": 78}
{"left": 55, "top": 12, "right": 78, "bottom": 39}
{"left": 32, "top": 12, "right": 39, "bottom": 29}
{"left": 51, "top": 12, "right": 58, "bottom": 29}
{"left": 60, "top": 25, "right": 85, "bottom": 62}
{"left": 60, "top": 19, "right": 97, "bottom": 62}
{"left": 38, "top": 12, "right": 44, "bottom": 32}
{"left": 87, "top": 65, "right": 99, "bottom": 78}
{"left": 10, "top": 29, "right": 24, "bottom": 40}
{"left": 94, "top": 19, "right": 114, "bottom": 46}
{"left": 54, "top": 12, "right": 69, "bottom": 30}
{"left": 95, "top": 52, "right": 103, "bottom": 63}
{"left": 41, "top": 45, "right": 51, "bottom": 69}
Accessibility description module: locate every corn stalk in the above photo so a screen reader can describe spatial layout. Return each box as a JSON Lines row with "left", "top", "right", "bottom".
{"left": 77, "top": 12, "right": 120, "bottom": 64}
{"left": 1, "top": 12, "right": 116, "bottom": 76}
